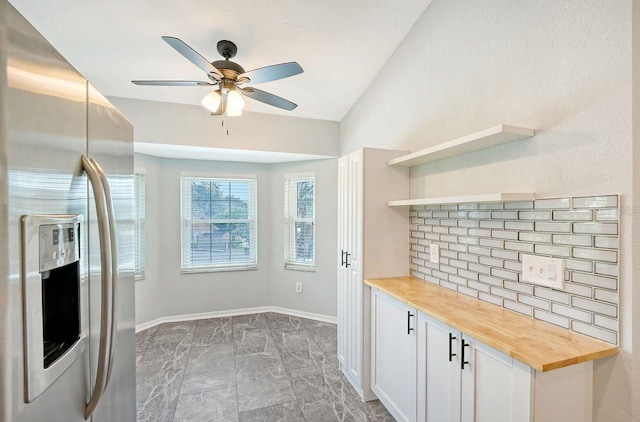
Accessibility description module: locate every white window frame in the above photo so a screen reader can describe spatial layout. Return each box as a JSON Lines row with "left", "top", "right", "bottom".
{"left": 180, "top": 176, "right": 258, "bottom": 273}
{"left": 134, "top": 171, "right": 146, "bottom": 281}
{"left": 284, "top": 174, "right": 316, "bottom": 271}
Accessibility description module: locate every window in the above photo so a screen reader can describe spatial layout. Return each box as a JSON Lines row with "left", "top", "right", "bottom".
{"left": 181, "top": 177, "right": 257, "bottom": 272}
{"left": 284, "top": 175, "right": 315, "bottom": 270}
{"left": 134, "top": 172, "right": 146, "bottom": 280}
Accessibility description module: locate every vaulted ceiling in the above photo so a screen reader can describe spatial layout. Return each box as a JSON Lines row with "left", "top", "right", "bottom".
{"left": 9, "top": 0, "right": 432, "bottom": 121}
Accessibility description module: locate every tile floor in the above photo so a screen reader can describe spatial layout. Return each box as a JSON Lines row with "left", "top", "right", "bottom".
{"left": 135, "top": 312, "right": 395, "bottom": 422}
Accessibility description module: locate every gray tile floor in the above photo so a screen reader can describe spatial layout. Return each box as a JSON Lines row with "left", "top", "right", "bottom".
{"left": 136, "top": 312, "right": 395, "bottom": 422}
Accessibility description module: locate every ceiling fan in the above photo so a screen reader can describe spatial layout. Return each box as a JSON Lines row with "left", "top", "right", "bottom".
{"left": 132, "top": 36, "right": 303, "bottom": 116}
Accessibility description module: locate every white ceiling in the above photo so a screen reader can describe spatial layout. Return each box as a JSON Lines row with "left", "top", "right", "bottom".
{"left": 9, "top": 0, "right": 431, "bottom": 122}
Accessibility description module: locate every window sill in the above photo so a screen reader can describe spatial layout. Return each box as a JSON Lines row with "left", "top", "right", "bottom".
{"left": 135, "top": 274, "right": 146, "bottom": 281}
{"left": 181, "top": 265, "right": 258, "bottom": 274}
{"left": 284, "top": 264, "right": 316, "bottom": 272}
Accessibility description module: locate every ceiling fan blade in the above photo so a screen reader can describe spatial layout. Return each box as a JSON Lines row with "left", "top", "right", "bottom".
{"left": 239, "top": 62, "right": 303, "bottom": 85}
{"left": 132, "top": 80, "right": 215, "bottom": 86}
{"left": 240, "top": 87, "right": 297, "bottom": 111}
{"left": 161, "top": 36, "right": 223, "bottom": 80}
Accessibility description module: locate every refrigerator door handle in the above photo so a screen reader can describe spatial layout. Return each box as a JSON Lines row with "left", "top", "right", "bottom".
{"left": 90, "top": 158, "right": 118, "bottom": 388}
{"left": 82, "top": 156, "right": 114, "bottom": 420}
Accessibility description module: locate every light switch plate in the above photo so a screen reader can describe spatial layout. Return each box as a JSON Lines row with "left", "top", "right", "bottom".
{"left": 522, "top": 254, "right": 565, "bottom": 289}
{"left": 429, "top": 244, "right": 440, "bottom": 264}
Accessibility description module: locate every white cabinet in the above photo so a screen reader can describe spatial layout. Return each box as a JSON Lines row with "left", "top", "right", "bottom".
{"left": 370, "top": 289, "right": 417, "bottom": 422}
{"left": 417, "top": 313, "right": 594, "bottom": 422}
{"left": 337, "top": 148, "right": 409, "bottom": 400}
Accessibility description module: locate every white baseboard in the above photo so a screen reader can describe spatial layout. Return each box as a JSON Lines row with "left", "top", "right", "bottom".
{"left": 135, "top": 305, "right": 337, "bottom": 333}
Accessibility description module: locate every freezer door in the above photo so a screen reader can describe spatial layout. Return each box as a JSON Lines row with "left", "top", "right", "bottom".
{"left": 2, "top": 2, "right": 89, "bottom": 421}
{"left": 87, "top": 83, "right": 136, "bottom": 422}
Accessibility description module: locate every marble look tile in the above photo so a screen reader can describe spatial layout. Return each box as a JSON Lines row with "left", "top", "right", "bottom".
{"left": 137, "top": 341, "right": 191, "bottom": 375}
{"left": 299, "top": 399, "right": 368, "bottom": 422}
{"left": 236, "top": 373, "right": 296, "bottom": 412}
{"left": 181, "top": 344, "right": 236, "bottom": 395}
{"left": 306, "top": 325, "right": 338, "bottom": 354}
{"left": 136, "top": 366, "right": 184, "bottom": 422}
{"left": 232, "top": 313, "right": 269, "bottom": 329}
{"left": 193, "top": 318, "right": 234, "bottom": 346}
{"left": 299, "top": 317, "right": 336, "bottom": 329}
{"left": 234, "top": 327, "right": 279, "bottom": 356}
{"left": 271, "top": 330, "right": 327, "bottom": 369}
{"left": 238, "top": 401, "right": 305, "bottom": 422}
{"left": 363, "top": 400, "right": 396, "bottom": 422}
{"left": 174, "top": 387, "right": 238, "bottom": 422}
{"left": 216, "top": 413, "right": 239, "bottom": 422}
{"left": 266, "top": 313, "right": 304, "bottom": 334}
{"left": 195, "top": 316, "right": 232, "bottom": 328}
{"left": 235, "top": 352, "right": 286, "bottom": 383}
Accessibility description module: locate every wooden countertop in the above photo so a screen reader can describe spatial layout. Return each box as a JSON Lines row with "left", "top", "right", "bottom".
{"left": 365, "top": 276, "right": 618, "bottom": 372}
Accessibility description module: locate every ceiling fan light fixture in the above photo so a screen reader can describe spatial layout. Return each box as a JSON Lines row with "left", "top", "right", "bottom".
{"left": 201, "top": 90, "right": 221, "bottom": 113}
{"left": 226, "top": 107, "right": 242, "bottom": 117}
{"left": 227, "top": 89, "right": 246, "bottom": 111}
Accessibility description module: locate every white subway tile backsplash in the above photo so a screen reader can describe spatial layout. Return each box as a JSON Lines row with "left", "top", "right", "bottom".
{"left": 535, "top": 222, "right": 572, "bottom": 232}
{"left": 595, "top": 262, "right": 618, "bottom": 277}
{"left": 491, "top": 249, "right": 519, "bottom": 261}
{"left": 552, "top": 234, "right": 592, "bottom": 247}
{"left": 573, "top": 222, "right": 618, "bottom": 235}
{"left": 571, "top": 272, "right": 617, "bottom": 290}
{"left": 551, "top": 303, "right": 591, "bottom": 323}
{"left": 534, "top": 198, "right": 571, "bottom": 209}
{"left": 594, "top": 208, "right": 619, "bottom": 221}
{"left": 519, "top": 211, "right": 552, "bottom": 220}
{"left": 534, "top": 287, "right": 571, "bottom": 305}
{"left": 594, "top": 289, "right": 618, "bottom": 304}
{"left": 552, "top": 210, "right": 593, "bottom": 221}
{"left": 572, "top": 297, "right": 617, "bottom": 317}
{"left": 572, "top": 321, "right": 617, "bottom": 344}
{"left": 469, "top": 211, "right": 492, "bottom": 219}
{"left": 573, "top": 195, "right": 618, "bottom": 209}
{"left": 410, "top": 195, "right": 619, "bottom": 344}
{"left": 504, "top": 300, "right": 533, "bottom": 316}
{"left": 534, "top": 244, "right": 571, "bottom": 257}
{"left": 479, "top": 292, "right": 503, "bottom": 306}
{"left": 518, "top": 232, "right": 553, "bottom": 243}
{"left": 594, "top": 236, "right": 618, "bottom": 249}
{"left": 479, "top": 220, "right": 504, "bottom": 229}
{"left": 505, "top": 221, "right": 535, "bottom": 231}
{"left": 492, "top": 211, "right": 519, "bottom": 220}
{"left": 504, "top": 201, "right": 535, "bottom": 209}
{"left": 565, "top": 259, "right": 594, "bottom": 272}
{"left": 533, "top": 309, "right": 570, "bottom": 329}
{"left": 594, "top": 314, "right": 618, "bottom": 332}
{"left": 491, "top": 230, "right": 519, "bottom": 240}
{"left": 518, "top": 294, "right": 550, "bottom": 311}
{"left": 572, "top": 248, "right": 617, "bottom": 263}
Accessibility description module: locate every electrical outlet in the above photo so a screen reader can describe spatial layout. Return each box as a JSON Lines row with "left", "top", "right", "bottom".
{"left": 296, "top": 282, "right": 303, "bottom": 293}
{"left": 429, "top": 244, "right": 440, "bottom": 264}
{"left": 521, "top": 254, "right": 565, "bottom": 289}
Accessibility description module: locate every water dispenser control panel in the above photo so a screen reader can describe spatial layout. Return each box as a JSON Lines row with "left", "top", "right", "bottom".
{"left": 38, "top": 222, "right": 79, "bottom": 272}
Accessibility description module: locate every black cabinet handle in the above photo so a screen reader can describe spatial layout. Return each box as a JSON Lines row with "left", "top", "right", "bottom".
{"left": 448, "top": 332, "right": 457, "bottom": 362}
{"left": 345, "top": 252, "right": 351, "bottom": 268}
{"left": 340, "top": 250, "right": 346, "bottom": 267}
{"left": 407, "top": 311, "right": 414, "bottom": 334}
{"left": 461, "top": 339, "right": 470, "bottom": 370}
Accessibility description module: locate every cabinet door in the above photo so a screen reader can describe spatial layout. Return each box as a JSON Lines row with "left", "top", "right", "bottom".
{"left": 418, "top": 314, "right": 461, "bottom": 422}
{"left": 337, "top": 155, "right": 349, "bottom": 368}
{"left": 462, "top": 338, "right": 532, "bottom": 422}
{"left": 371, "top": 290, "right": 417, "bottom": 422}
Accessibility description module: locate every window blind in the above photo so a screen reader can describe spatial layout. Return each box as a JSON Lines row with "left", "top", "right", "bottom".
{"left": 284, "top": 175, "right": 315, "bottom": 270}
{"left": 180, "top": 176, "right": 258, "bottom": 272}
{"left": 134, "top": 173, "right": 146, "bottom": 280}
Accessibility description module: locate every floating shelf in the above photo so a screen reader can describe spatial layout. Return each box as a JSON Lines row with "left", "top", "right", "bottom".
{"left": 388, "top": 193, "right": 536, "bottom": 207}
{"left": 388, "top": 125, "right": 535, "bottom": 167}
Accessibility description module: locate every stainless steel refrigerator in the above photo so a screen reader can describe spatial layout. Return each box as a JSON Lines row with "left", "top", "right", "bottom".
{"left": 0, "top": 1, "right": 136, "bottom": 421}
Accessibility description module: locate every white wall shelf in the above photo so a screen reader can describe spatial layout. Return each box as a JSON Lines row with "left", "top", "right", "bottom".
{"left": 388, "top": 193, "right": 536, "bottom": 207}
{"left": 387, "top": 125, "right": 535, "bottom": 167}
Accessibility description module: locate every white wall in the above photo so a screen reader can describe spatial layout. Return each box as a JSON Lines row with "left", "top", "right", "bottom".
{"left": 270, "top": 159, "right": 338, "bottom": 316}
{"left": 134, "top": 154, "right": 273, "bottom": 321}
{"left": 110, "top": 96, "right": 339, "bottom": 157}
{"left": 340, "top": 1, "right": 635, "bottom": 420}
